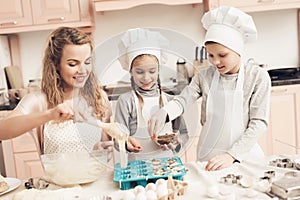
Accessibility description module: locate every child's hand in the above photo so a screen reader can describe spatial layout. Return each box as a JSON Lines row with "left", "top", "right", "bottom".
{"left": 158, "top": 136, "right": 182, "bottom": 152}
{"left": 126, "top": 136, "right": 143, "bottom": 153}
{"left": 205, "top": 153, "right": 235, "bottom": 171}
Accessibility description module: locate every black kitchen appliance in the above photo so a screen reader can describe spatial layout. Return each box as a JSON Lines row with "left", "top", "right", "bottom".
{"left": 268, "top": 67, "right": 300, "bottom": 86}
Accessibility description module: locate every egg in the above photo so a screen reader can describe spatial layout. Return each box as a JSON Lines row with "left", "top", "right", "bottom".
{"left": 244, "top": 188, "right": 258, "bottom": 198}
{"left": 239, "top": 176, "right": 254, "bottom": 188}
{"left": 146, "top": 190, "right": 158, "bottom": 200}
{"left": 135, "top": 192, "right": 147, "bottom": 200}
{"left": 156, "top": 183, "right": 168, "bottom": 198}
{"left": 134, "top": 185, "right": 146, "bottom": 195}
{"left": 219, "top": 185, "right": 233, "bottom": 196}
{"left": 121, "top": 190, "right": 135, "bottom": 200}
{"left": 206, "top": 185, "right": 219, "bottom": 198}
{"left": 156, "top": 179, "right": 166, "bottom": 187}
{"left": 255, "top": 179, "right": 271, "bottom": 193}
{"left": 145, "top": 183, "right": 156, "bottom": 191}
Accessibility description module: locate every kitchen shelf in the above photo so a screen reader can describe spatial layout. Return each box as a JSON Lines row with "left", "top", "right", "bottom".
{"left": 93, "top": 0, "right": 203, "bottom": 12}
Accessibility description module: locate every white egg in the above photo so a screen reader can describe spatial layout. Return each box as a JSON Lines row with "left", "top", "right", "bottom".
{"left": 240, "top": 176, "right": 254, "bottom": 188}
{"left": 121, "top": 190, "right": 135, "bottom": 200}
{"left": 145, "top": 183, "right": 156, "bottom": 191}
{"left": 244, "top": 188, "right": 258, "bottom": 198}
{"left": 156, "top": 184, "right": 168, "bottom": 198}
{"left": 156, "top": 179, "right": 166, "bottom": 187}
{"left": 255, "top": 179, "right": 271, "bottom": 193}
{"left": 134, "top": 185, "right": 146, "bottom": 195}
{"left": 206, "top": 185, "right": 219, "bottom": 198}
{"left": 219, "top": 185, "right": 234, "bottom": 196}
{"left": 146, "top": 190, "right": 158, "bottom": 200}
{"left": 135, "top": 192, "right": 147, "bottom": 200}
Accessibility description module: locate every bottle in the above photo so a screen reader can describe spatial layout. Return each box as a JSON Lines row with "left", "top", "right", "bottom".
{"left": 176, "top": 58, "right": 189, "bottom": 84}
{"left": 27, "top": 79, "right": 41, "bottom": 92}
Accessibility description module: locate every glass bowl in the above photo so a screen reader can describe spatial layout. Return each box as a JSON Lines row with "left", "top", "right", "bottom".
{"left": 40, "top": 150, "right": 108, "bottom": 186}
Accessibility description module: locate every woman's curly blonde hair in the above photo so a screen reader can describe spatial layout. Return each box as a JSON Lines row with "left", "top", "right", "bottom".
{"left": 41, "top": 27, "right": 107, "bottom": 119}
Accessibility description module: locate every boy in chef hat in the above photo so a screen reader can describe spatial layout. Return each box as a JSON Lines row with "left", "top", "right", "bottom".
{"left": 115, "top": 28, "right": 189, "bottom": 160}
{"left": 148, "top": 7, "right": 271, "bottom": 170}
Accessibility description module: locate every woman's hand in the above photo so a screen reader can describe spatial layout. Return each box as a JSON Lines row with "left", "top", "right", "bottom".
{"left": 126, "top": 136, "right": 143, "bottom": 153}
{"left": 205, "top": 153, "right": 235, "bottom": 171}
{"left": 48, "top": 99, "right": 87, "bottom": 122}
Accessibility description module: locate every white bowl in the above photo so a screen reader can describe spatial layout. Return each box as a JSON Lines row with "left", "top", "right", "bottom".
{"left": 40, "top": 150, "right": 107, "bottom": 186}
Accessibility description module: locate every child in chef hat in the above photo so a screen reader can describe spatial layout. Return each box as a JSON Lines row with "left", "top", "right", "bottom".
{"left": 148, "top": 6, "right": 271, "bottom": 170}
{"left": 115, "top": 28, "right": 189, "bottom": 160}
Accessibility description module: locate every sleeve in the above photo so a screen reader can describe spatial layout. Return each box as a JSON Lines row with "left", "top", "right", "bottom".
{"left": 16, "top": 92, "right": 47, "bottom": 114}
{"left": 228, "top": 69, "right": 271, "bottom": 161}
{"left": 172, "top": 116, "right": 189, "bottom": 145}
{"left": 114, "top": 93, "right": 132, "bottom": 132}
{"left": 164, "top": 73, "right": 203, "bottom": 121}
{"left": 114, "top": 93, "right": 134, "bottom": 152}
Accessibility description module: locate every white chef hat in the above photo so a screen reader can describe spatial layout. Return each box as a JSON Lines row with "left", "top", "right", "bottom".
{"left": 118, "top": 28, "right": 169, "bottom": 71}
{"left": 201, "top": 6, "right": 257, "bottom": 56}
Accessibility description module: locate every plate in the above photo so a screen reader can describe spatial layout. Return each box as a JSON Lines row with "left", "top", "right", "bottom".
{"left": 0, "top": 177, "right": 21, "bottom": 196}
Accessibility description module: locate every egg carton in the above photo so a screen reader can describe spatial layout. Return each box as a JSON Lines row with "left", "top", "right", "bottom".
{"left": 121, "top": 176, "right": 188, "bottom": 200}
{"left": 114, "top": 156, "right": 186, "bottom": 190}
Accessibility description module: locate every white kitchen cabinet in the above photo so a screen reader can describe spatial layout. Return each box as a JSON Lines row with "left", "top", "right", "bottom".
{"left": 0, "top": 0, "right": 33, "bottom": 28}
{"left": 208, "top": 0, "right": 300, "bottom": 12}
{"left": 0, "top": 0, "right": 93, "bottom": 34}
{"left": 31, "top": 0, "right": 80, "bottom": 25}
{"left": 259, "top": 84, "right": 300, "bottom": 155}
{"left": 93, "top": 0, "right": 203, "bottom": 12}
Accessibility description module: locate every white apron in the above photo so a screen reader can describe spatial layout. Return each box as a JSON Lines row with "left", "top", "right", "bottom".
{"left": 43, "top": 120, "right": 102, "bottom": 154}
{"left": 128, "top": 91, "right": 173, "bottom": 160}
{"left": 197, "top": 65, "right": 263, "bottom": 161}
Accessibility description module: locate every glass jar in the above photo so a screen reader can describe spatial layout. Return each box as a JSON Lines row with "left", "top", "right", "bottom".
{"left": 176, "top": 58, "right": 189, "bottom": 84}
{"left": 27, "top": 79, "right": 41, "bottom": 92}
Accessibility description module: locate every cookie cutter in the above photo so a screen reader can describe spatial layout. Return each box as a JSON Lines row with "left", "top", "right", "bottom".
{"left": 220, "top": 174, "right": 242, "bottom": 185}
{"left": 269, "top": 158, "right": 294, "bottom": 168}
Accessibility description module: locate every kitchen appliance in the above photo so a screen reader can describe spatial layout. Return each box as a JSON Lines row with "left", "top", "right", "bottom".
{"left": 176, "top": 58, "right": 189, "bottom": 84}
{"left": 268, "top": 67, "right": 300, "bottom": 86}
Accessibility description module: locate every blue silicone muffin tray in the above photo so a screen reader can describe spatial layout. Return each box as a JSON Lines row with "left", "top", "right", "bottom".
{"left": 113, "top": 156, "right": 186, "bottom": 190}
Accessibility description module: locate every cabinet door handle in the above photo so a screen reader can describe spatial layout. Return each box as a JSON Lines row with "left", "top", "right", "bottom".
{"left": 257, "top": 0, "right": 275, "bottom": 2}
{"left": 0, "top": 21, "right": 17, "bottom": 26}
{"left": 271, "top": 88, "right": 288, "bottom": 93}
{"left": 47, "top": 17, "right": 65, "bottom": 22}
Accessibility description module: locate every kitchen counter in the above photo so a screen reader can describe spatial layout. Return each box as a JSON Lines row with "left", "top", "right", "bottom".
{"left": 3, "top": 154, "right": 300, "bottom": 200}
{"left": 271, "top": 79, "right": 300, "bottom": 86}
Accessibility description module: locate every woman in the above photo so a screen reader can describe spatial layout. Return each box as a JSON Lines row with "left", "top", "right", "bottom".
{"left": 0, "top": 27, "right": 112, "bottom": 154}
{"left": 115, "top": 28, "right": 188, "bottom": 160}
{"left": 148, "top": 6, "right": 271, "bottom": 171}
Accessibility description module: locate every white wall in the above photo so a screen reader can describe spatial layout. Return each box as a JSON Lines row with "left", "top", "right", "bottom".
{"left": 18, "top": 4, "right": 299, "bottom": 86}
